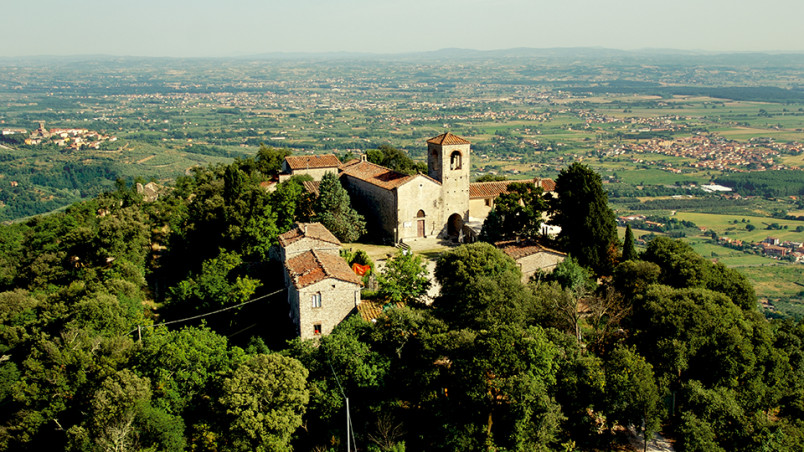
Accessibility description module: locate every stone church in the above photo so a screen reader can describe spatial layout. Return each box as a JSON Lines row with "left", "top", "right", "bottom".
{"left": 338, "top": 132, "right": 471, "bottom": 242}
{"left": 279, "top": 131, "right": 555, "bottom": 244}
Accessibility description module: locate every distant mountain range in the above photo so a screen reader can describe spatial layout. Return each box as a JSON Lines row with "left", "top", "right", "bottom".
{"left": 2, "top": 47, "right": 804, "bottom": 67}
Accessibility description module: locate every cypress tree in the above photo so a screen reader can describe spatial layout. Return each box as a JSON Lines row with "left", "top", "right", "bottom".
{"left": 622, "top": 224, "right": 637, "bottom": 261}
{"left": 551, "top": 162, "right": 619, "bottom": 275}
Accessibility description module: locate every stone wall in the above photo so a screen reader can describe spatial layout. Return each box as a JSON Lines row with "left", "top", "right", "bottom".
{"left": 515, "top": 251, "right": 565, "bottom": 284}
{"left": 281, "top": 238, "right": 340, "bottom": 260}
{"left": 289, "top": 278, "right": 361, "bottom": 340}
{"left": 395, "top": 176, "right": 443, "bottom": 240}
{"left": 342, "top": 176, "right": 398, "bottom": 241}
{"left": 469, "top": 197, "right": 494, "bottom": 219}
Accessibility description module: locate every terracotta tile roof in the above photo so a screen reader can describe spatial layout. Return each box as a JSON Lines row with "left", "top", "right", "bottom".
{"left": 278, "top": 222, "right": 341, "bottom": 248}
{"left": 538, "top": 178, "right": 556, "bottom": 192}
{"left": 285, "top": 249, "right": 362, "bottom": 289}
{"left": 357, "top": 299, "right": 406, "bottom": 322}
{"left": 284, "top": 154, "right": 341, "bottom": 170}
{"left": 340, "top": 158, "right": 361, "bottom": 170}
{"left": 302, "top": 180, "right": 320, "bottom": 196}
{"left": 469, "top": 178, "right": 556, "bottom": 199}
{"left": 495, "top": 240, "right": 566, "bottom": 260}
{"left": 340, "top": 160, "right": 417, "bottom": 190}
{"left": 469, "top": 181, "right": 512, "bottom": 199}
{"left": 427, "top": 132, "right": 471, "bottom": 145}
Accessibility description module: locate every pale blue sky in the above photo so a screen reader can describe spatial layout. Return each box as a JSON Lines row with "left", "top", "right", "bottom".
{"left": 2, "top": 0, "right": 802, "bottom": 57}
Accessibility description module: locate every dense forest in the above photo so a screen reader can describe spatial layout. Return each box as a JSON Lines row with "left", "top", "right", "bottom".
{"left": 2, "top": 150, "right": 804, "bottom": 451}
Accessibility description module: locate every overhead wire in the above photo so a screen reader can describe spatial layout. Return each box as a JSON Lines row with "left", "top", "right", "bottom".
{"left": 129, "top": 287, "right": 286, "bottom": 336}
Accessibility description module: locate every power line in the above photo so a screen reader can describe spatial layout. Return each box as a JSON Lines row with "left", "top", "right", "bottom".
{"left": 130, "top": 288, "right": 286, "bottom": 336}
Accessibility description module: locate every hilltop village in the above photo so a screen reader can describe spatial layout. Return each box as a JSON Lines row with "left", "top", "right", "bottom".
{"left": 1, "top": 121, "right": 117, "bottom": 150}
{"left": 273, "top": 132, "right": 565, "bottom": 339}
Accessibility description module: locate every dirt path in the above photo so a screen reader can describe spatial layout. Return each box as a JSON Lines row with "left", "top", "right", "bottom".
{"left": 629, "top": 428, "right": 675, "bottom": 452}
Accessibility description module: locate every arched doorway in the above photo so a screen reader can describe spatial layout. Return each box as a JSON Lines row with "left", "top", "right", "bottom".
{"left": 416, "top": 210, "right": 426, "bottom": 237}
{"left": 447, "top": 213, "right": 463, "bottom": 237}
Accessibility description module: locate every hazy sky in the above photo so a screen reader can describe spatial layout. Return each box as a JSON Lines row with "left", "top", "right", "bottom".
{"left": 3, "top": 0, "right": 803, "bottom": 57}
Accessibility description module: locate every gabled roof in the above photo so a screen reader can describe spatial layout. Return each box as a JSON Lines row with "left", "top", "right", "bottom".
{"left": 469, "top": 178, "right": 556, "bottom": 199}
{"left": 340, "top": 160, "right": 419, "bottom": 190}
{"left": 284, "top": 154, "right": 341, "bottom": 170}
{"left": 538, "top": 178, "right": 556, "bottom": 192}
{"left": 427, "top": 132, "right": 471, "bottom": 146}
{"left": 495, "top": 240, "right": 566, "bottom": 260}
{"left": 278, "top": 222, "right": 341, "bottom": 248}
{"left": 469, "top": 181, "right": 512, "bottom": 199}
{"left": 285, "top": 249, "right": 362, "bottom": 289}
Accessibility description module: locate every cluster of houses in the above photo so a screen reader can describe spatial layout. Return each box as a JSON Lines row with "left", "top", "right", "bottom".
{"left": 759, "top": 237, "right": 804, "bottom": 262}
{"left": 20, "top": 122, "right": 116, "bottom": 150}
{"left": 615, "top": 134, "right": 794, "bottom": 172}
{"left": 274, "top": 132, "right": 566, "bottom": 339}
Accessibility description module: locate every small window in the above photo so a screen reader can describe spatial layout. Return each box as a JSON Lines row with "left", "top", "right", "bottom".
{"left": 311, "top": 292, "right": 322, "bottom": 308}
{"left": 485, "top": 198, "right": 492, "bottom": 207}
{"left": 313, "top": 324, "right": 322, "bottom": 335}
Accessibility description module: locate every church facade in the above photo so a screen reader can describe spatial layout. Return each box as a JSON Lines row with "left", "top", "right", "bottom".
{"left": 339, "top": 132, "right": 472, "bottom": 243}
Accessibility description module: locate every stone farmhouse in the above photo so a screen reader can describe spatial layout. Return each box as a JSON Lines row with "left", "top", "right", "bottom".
{"left": 277, "top": 222, "right": 362, "bottom": 340}
{"left": 495, "top": 240, "right": 567, "bottom": 283}
{"left": 278, "top": 154, "right": 341, "bottom": 182}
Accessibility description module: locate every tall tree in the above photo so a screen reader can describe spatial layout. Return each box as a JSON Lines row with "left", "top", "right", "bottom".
{"left": 622, "top": 224, "right": 637, "bottom": 261}
{"left": 377, "top": 250, "right": 431, "bottom": 305}
{"left": 219, "top": 353, "right": 309, "bottom": 452}
{"left": 433, "top": 242, "right": 530, "bottom": 330}
{"left": 255, "top": 145, "right": 292, "bottom": 178}
{"left": 551, "top": 162, "right": 619, "bottom": 275}
{"left": 313, "top": 172, "right": 366, "bottom": 242}
{"left": 604, "top": 346, "right": 664, "bottom": 451}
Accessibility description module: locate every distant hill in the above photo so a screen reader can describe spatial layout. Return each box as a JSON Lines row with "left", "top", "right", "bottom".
{"left": 3, "top": 48, "right": 804, "bottom": 67}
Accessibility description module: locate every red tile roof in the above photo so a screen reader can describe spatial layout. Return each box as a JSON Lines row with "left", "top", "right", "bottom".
{"left": 284, "top": 154, "right": 341, "bottom": 170}
{"left": 340, "top": 160, "right": 417, "bottom": 190}
{"left": 495, "top": 240, "right": 566, "bottom": 260}
{"left": 469, "top": 181, "right": 512, "bottom": 199}
{"left": 278, "top": 222, "right": 341, "bottom": 248}
{"left": 427, "top": 132, "right": 471, "bottom": 145}
{"left": 302, "top": 180, "right": 320, "bottom": 196}
{"left": 357, "top": 299, "right": 406, "bottom": 322}
{"left": 538, "top": 178, "right": 556, "bottom": 192}
{"left": 339, "top": 158, "right": 361, "bottom": 170}
{"left": 285, "top": 249, "right": 362, "bottom": 289}
{"left": 469, "top": 178, "right": 555, "bottom": 199}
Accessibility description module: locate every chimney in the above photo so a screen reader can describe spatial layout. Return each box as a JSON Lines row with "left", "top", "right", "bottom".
{"left": 360, "top": 154, "right": 367, "bottom": 162}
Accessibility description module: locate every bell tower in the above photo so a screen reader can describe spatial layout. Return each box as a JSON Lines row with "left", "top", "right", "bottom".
{"left": 427, "top": 132, "right": 471, "bottom": 237}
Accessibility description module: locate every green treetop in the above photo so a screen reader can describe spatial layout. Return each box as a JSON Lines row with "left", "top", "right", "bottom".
{"left": 551, "top": 162, "right": 619, "bottom": 275}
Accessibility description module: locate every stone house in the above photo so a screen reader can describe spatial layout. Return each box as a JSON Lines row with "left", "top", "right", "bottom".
{"left": 496, "top": 240, "right": 566, "bottom": 283}
{"left": 278, "top": 222, "right": 362, "bottom": 340}
{"left": 278, "top": 154, "right": 341, "bottom": 182}
{"left": 277, "top": 222, "right": 341, "bottom": 261}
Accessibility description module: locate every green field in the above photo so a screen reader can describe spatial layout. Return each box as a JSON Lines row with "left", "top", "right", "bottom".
{"left": 672, "top": 212, "right": 804, "bottom": 243}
